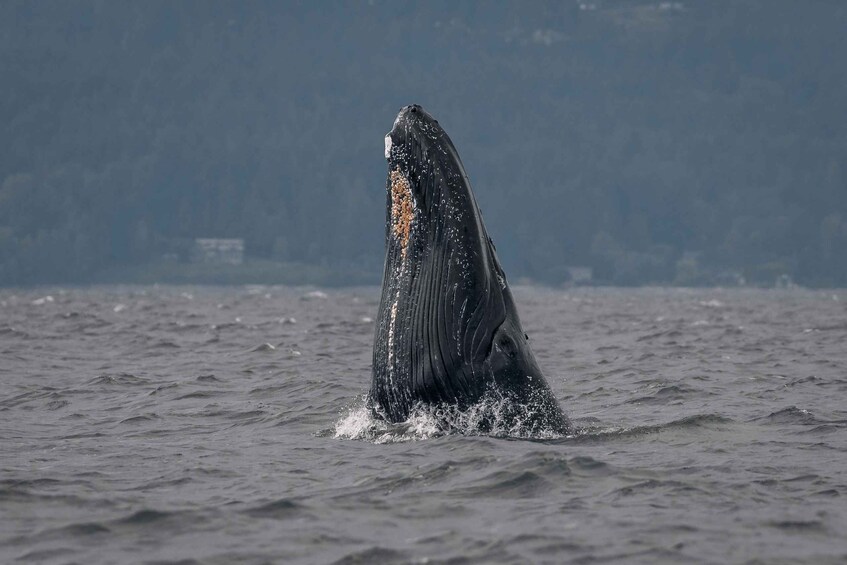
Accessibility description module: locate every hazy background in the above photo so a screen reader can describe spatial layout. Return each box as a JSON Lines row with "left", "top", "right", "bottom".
{"left": 2, "top": 0, "right": 845, "bottom": 287}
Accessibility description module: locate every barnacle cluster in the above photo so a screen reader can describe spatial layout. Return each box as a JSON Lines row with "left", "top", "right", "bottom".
{"left": 389, "top": 169, "right": 414, "bottom": 259}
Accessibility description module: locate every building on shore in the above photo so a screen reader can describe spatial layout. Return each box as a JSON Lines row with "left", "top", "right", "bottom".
{"left": 566, "top": 266, "right": 593, "bottom": 285}
{"left": 191, "top": 238, "right": 244, "bottom": 265}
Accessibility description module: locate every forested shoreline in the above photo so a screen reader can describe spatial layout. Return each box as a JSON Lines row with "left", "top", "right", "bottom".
{"left": 2, "top": 1, "right": 845, "bottom": 287}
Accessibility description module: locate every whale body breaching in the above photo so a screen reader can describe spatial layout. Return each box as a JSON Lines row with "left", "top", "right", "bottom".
{"left": 370, "top": 104, "right": 570, "bottom": 435}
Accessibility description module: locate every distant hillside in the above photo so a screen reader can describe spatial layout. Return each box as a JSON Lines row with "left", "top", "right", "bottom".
{"left": 1, "top": 0, "right": 846, "bottom": 286}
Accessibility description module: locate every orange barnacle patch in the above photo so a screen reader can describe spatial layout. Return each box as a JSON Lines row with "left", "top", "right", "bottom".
{"left": 389, "top": 169, "right": 414, "bottom": 259}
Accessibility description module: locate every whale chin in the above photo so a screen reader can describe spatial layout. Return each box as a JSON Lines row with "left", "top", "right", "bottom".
{"left": 370, "top": 104, "right": 571, "bottom": 435}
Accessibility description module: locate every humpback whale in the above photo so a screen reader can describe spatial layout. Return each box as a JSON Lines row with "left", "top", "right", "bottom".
{"left": 370, "top": 104, "right": 570, "bottom": 435}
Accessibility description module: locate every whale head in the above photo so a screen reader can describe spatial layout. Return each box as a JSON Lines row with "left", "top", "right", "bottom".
{"left": 372, "top": 104, "right": 569, "bottom": 435}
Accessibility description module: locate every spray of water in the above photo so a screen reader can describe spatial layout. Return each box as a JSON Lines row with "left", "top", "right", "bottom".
{"left": 333, "top": 391, "right": 573, "bottom": 443}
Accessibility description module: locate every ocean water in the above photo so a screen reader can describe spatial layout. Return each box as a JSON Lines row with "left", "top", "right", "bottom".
{"left": 1, "top": 285, "right": 846, "bottom": 564}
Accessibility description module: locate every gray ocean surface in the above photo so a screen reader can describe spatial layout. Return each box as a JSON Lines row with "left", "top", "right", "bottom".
{"left": 2, "top": 285, "right": 846, "bottom": 564}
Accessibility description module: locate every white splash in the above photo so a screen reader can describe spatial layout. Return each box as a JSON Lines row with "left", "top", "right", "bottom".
{"left": 333, "top": 392, "right": 572, "bottom": 443}
{"left": 333, "top": 403, "right": 378, "bottom": 440}
{"left": 302, "top": 290, "right": 328, "bottom": 300}
{"left": 333, "top": 401, "right": 443, "bottom": 444}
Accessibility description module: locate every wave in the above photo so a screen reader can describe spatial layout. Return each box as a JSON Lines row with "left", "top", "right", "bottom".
{"left": 625, "top": 383, "right": 705, "bottom": 405}
{"left": 87, "top": 373, "right": 150, "bottom": 386}
{"left": 116, "top": 509, "right": 173, "bottom": 525}
{"left": 241, "top": 498, "right": 305, "bottom": 519}
{"left": 567, "top": 413, "right": 736, "bottom": 444}
{"left": 331, "top": 547, "right": 406, "bottom": 565}
{"left": 28, "top": 521, "right": 111, "bottom": 542}
{"left": 119, "top": 413, "right": 161, "bottom": 424}
{"left": 753, "top": 407, "right": 847, "bottom": 433}
{"left": 754, "top": 406, "right": 823, "bottom": 425}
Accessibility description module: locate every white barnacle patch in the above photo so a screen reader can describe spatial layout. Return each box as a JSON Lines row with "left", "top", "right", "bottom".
{"left": 389, "top": 169, "right": 415, "bottom": 261}
{"left": 387, "top": 301, "right": 398, "bottom": 379}
{"left": 384, "top": 134, "right": 393, "bottom": 160}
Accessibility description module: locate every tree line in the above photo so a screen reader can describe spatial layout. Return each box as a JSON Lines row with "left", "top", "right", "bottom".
{"left": 1, "top": 0, "right": 845, "bottom": 286}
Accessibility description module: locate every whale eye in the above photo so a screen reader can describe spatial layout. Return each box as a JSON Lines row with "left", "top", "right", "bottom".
{"left": 498, "top": 334, "right": 516, "bottom": 359}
